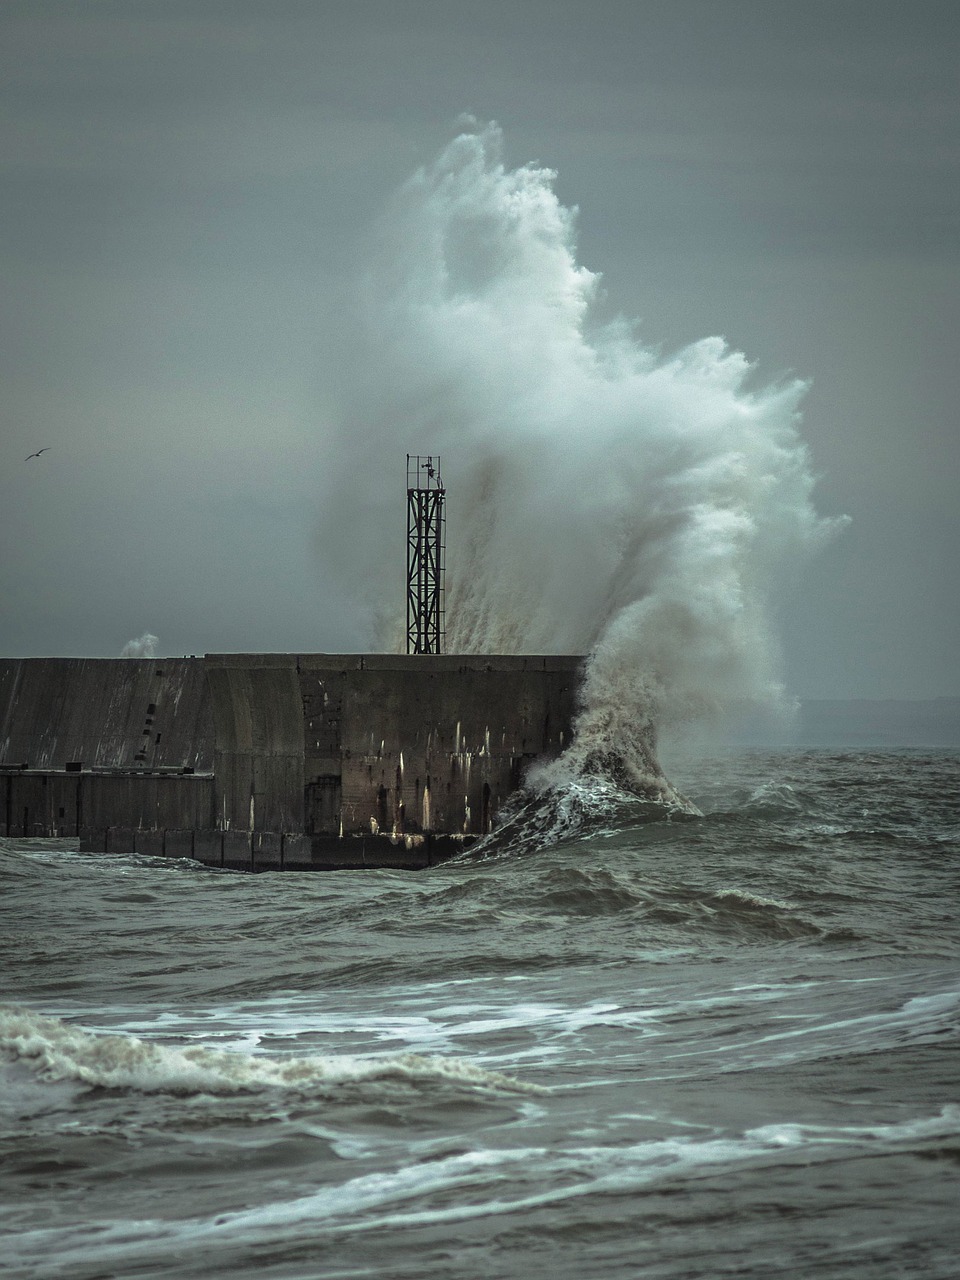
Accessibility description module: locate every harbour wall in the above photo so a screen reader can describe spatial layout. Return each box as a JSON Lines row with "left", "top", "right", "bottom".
{"left": 0, "top": 654, "right": 581, "bottom": 870}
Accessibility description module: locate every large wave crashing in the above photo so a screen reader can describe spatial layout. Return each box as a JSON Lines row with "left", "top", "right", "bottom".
{"left": 319, "top": 122, "right": 838, "bottom": 825}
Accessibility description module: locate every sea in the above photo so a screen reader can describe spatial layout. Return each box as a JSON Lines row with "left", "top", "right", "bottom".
{"left": 2, "top": 748, "right": 959, "bottom": 1279}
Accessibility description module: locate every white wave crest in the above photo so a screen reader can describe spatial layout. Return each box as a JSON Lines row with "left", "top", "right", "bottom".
{"left": 0, "top": 1006, "right": 543, "bottom": 1097}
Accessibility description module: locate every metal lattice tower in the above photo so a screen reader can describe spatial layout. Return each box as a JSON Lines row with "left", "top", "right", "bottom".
{"left": 406, "top": 454, "right": 445, "bottom": 654}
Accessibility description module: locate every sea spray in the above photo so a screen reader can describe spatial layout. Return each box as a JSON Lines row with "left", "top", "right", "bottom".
{"left": 319, "top": 122, "right": 839, "bottom": 820}
{"left": 120, "top": 632, "right": 159, "bottom": 658}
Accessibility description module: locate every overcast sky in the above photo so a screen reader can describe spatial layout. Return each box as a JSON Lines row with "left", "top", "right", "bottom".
{"left": 1, "top": 0, "right": 957, "bottom": 700}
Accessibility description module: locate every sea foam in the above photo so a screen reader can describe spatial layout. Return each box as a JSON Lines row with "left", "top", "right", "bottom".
{"left": 0, "top": 1006, "right": 544, "bottom": 1097}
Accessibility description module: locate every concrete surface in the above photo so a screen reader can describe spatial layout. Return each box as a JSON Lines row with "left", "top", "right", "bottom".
{"left": 1, "top": 653, "right": 583, "bottom": 869}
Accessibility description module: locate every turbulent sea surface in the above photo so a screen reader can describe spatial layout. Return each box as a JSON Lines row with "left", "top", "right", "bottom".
{"left": 2, "top": 749, "right": 959, "bottom": 1279}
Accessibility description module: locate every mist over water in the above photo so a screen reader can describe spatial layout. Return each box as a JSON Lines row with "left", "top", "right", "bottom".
{"left": 320, "top": 123, "right": 839, "bottom": 808}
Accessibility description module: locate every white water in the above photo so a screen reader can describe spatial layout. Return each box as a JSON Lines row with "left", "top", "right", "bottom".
{"left": 319, "top": 122, "right": 839, "bottom": 798}
{"left": 0, "top": 1006, "right": 540, "bottom": 1098}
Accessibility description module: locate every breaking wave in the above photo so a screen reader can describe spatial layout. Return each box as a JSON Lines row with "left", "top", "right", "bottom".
{"left": 319, "top": 121, "right": 840, "bottom": 817}
{"left": 0, "top": 1006, "right": 543, "bottom": 1098}
{"left": 463, "top": 770, "right": 698, "bottom": 858}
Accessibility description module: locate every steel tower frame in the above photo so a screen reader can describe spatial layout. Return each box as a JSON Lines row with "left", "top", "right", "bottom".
{"left": 406, "top": 454, "right": 445, "bottom": 654}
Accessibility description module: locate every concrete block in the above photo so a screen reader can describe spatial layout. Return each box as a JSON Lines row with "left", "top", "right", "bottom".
{"left": 134, "top": 829, "right": 166, "bottom": 858}
{"left": 106, "top": 827, "right": 137, "bottom": 854}
{"left": 426, "top": 834, "right": 471, "bottom": 866}
{"left": 281, "top": 833, "right": 313, "bottom": 870}
{"left": 79, "top": 827, "right": 107, "bottom": 853}
{"left": 306, "top": 833, "right": 432, "bottom": 870}
{"left": 164, "top": 829, "right": 196, "bottom": 860}
{"left": 308, "top": 835, "right": 365, "bottom": 869}
{"left": 252, "top": 831, "right": 283, "bottom": 870}
{"left": 370, "top": 836, "right": 431, "bottom": 869}
{"left": 193, "top": 830, "right": 223, "bottom": 867}
{"left": 222, "top": 829, "right": 252, "bottom": 871}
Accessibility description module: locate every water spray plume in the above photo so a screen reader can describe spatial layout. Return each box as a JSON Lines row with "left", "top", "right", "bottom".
{"left": 320, "top": 122, "right": 840, "bottom": 826}
{"left": 121, "top": 633, "right": 159, "bottom": 659}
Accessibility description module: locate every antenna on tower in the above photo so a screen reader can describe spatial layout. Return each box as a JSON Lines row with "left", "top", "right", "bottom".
{"left": 406, "top": 455, "right": 445, "bottom": 654}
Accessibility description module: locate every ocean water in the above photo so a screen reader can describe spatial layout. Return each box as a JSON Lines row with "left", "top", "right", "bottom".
{"left": 2, "top": 748, "right": 959, "bottom": 1279}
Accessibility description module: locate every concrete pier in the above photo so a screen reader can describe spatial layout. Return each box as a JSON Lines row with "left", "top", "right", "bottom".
{"left": 0, "top": 654, "right": 581, "bottom": 869}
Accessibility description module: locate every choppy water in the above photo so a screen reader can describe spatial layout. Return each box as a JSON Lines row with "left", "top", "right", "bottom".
{"left": 2, "top": 749, "right": 959, "bottom": 1279}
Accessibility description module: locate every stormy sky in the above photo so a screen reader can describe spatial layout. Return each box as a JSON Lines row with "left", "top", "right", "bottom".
{"left": 1, "top": 0, "right": 957, "bottom": 702}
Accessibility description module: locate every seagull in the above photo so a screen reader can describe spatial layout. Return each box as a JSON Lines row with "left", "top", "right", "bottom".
{"left": 25, "top": 448, "right": 50, "bottom": 460}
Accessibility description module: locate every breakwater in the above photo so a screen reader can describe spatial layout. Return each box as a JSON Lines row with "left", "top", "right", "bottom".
{"left": 0, "top": 654, "right": 580, "bottom": 869}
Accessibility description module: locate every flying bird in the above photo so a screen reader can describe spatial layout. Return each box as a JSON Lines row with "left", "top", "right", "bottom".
{"left": 25, "top": 448, "right": 50, "bottom": 460}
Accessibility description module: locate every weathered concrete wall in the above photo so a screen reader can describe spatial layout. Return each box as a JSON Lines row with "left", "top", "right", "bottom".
{"left": 0, "top": 657, "right": 213, "bottom": 771}
{"left": 4, "top": 771, "right": 214, "bottom": 840}
{"left": 1, "top": 657, "right": 215, "bottom": 841}
{"left": 204, "top": 655, "right": 304, "bottom": 836}
{"left": 301, "top": 654, "right": 577, "bottom": 839}
{"left": 1, "top": 653, "right": 583, "bottom": 869}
